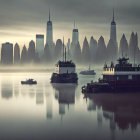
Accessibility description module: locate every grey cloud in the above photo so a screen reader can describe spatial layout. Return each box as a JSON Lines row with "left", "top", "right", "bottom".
{"left": 0, "top": 0, "right": 140, "bottom": 26}
{"left": 0, "top": 0, "right": 140, "bottom": 45}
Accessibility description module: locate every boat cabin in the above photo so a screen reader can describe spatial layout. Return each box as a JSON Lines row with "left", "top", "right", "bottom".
{"left": 102, "top": 57, "right": 140, "bottom": 81}
{"left": 55, "top": 60, "right": 76, "bottom": 74}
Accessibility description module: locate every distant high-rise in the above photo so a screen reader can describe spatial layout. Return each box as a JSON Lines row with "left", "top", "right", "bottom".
{"left": 70, "top": 21, "right": 80, "bottom": 62}
{"left": 36, "top": 34, "right": 44, "bottom": 59}
{"left": 28, "top": 40, "right": 36, "bottom": 63}
{"left": 110, "top": 9, "right": 117, "bottom": 43}
{"left": 14, "top": 43, "right": 20, "bottom": 64}
{"left": 46, "top": 10, "right": 53, "bottom": 46}
{"left": 1, "top": 42, "right": 13, "bottom": 65}
{"left": 21, "top": 45, "right": 28, "bottom": 64}
{"left": 72, "top": 21, "right": 79, "bottom": 45}
{"left": 108, "top": 9, "right": 118, "bottom": 60}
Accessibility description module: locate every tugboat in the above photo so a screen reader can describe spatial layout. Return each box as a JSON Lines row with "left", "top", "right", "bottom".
{"left": 51, "top": 38, "right": 78, "bottom": 83}
{"left": 82, "top": 56, "right": 140, "bottom": 93}
{"left": 21, "top": 79, "right": 37, "bottom": 85}
{"left": 80, "top": 66, "right": 96, "bottom": 75}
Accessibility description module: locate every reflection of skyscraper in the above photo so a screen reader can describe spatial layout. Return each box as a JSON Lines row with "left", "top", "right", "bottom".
{"left": 1, "top": 80, "right": 13, "bottom": 99}
{"left": 46, "top": 10, "right": 53, "bottom": 46}
{"left": 36, "top": 92, "right": 44, "bottom": 105}
{"left": 89, "top": 94, "right": 140, "bottom": 131}
{"left": 36, "top": 34, "right": 44, "bottom": 59}
{"left": 1, "top": 42, "right": 13, "bottom": 65}
{"left": 46, "top": 94, "right": 53, "bottom": 119}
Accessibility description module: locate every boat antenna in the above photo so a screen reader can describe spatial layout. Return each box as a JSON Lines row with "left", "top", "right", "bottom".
{"left": 63, "top": 36, "right": 64, "bottom": 61}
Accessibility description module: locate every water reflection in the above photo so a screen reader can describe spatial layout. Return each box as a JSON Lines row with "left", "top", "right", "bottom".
{"left": 84, "top": 93, "right": 140, "bottom": 131}
{"left": 36, "top": 88, "right": 44, "bottom": 105}
{"left": 46, "top": 92, "right": 53, "bottom": 119}
{"left": 52, "top": 83, "right": 77, "bottom": 116}
{"left": 1, "top": 79, "right": 13, "bottom": 99}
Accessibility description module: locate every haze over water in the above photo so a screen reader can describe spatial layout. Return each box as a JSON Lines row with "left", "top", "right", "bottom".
{"left": 0, "top": 69, "right": 140, "bottom": 140}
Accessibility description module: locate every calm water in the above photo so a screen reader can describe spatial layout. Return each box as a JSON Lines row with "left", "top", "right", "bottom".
{"left": 0, "top": 69, "right": 140, "bottom": 140}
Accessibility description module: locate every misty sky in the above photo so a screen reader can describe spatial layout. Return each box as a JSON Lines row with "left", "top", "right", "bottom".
{"left": 0, "top": 0, "right": 140, "bottom": 48}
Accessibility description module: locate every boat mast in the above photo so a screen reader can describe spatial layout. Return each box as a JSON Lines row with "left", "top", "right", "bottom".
{"left": 65, "top": 47, "right": 66, "bottom": 62}
{"left": 63, "top": 37, "right": 64, "bottom": 61}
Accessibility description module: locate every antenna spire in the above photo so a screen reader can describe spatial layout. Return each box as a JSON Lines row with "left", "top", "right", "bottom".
{"left": 49, "top": 9, "right": 50, "bottom": 21}
{"left": 113, "top": 8, "right": 115, "bottom": 22}
{"left": 74, "top": 20, "right": 75, "bottom": 29}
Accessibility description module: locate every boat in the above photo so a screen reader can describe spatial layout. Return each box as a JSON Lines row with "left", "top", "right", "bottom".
{"left": 80, "top": 66, "right": 96, "bottom": 75}
{"left": 82, "top": 56, "right": 140, "bottom": 93}
{"left": 51, "top": 38, "right": 78, "bottom": 83}
{"left": 21, "top": 79, "right": 37, "bottom": 85}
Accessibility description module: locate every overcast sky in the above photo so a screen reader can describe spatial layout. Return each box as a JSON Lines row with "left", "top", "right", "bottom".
{"left": 0, "top": 0, "right": 140, "bottom": 48}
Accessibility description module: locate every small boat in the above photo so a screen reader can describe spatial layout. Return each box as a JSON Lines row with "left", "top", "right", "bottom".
{"left": 21, "top": 79, "right": 37, "bottom": 85}
{"left": 80, "top": 66, "right": 96, "bottom": 75}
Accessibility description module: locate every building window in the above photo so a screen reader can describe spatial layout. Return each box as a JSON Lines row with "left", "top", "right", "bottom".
{"left": 128, "top": 75, "right": 132, "bottom": 80}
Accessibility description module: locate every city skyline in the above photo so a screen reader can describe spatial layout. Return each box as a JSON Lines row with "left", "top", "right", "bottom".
{"left": 0, "top": 0, "right": 140, "bottom": 48}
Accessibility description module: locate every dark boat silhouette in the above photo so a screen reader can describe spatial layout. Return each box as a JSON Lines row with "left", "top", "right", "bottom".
{"left": 51, "top": 38, "right": 78, "bottom": 83}
{"left": 82, "top": 56, "right": 140, "bottom": 93}
{"left": 21, "top": 79, "right": 37, "bottom": 85}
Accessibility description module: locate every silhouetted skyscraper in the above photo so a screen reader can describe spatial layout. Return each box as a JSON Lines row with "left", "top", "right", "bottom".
{"left": 55, "top": 39, "right": 63, "bottom": 61}
{"left": 1, "top": 42, "right": 13, "bottom": 65}
{"left": 119, "top": 34, "right": 129, "bottom": 56}
{"left": 70, "top": 21, "right": 80, "bottom": 63}
{"left": 129, "top": 32, "right": 139, "bottom": 62}
{"left": 89, "top": 36, "right": 97, "bottom": 63}
{"left": 36, "top": 34, "right": 44, "bottom": 59}
{"left": 14, "top": 43, "right": 20, "bottom": 64}
{"left": 21, "top": 45, "right": 28, "bottom": 64}
{"left": 46, "top": 10, "right": 53, "bottom": 46}
{"left": 28, "top": 40, "right": 36, "bottom": 63}
{"left": 72, "top": 21, "right": 79, "bottom": 45}
{"left": 82, "top": 37, "right": 90, "bottom": 64}
{"left": 110, "top": 9, "right": 117, "bottom": 43}
{"left": 96, "top": 36, "right": 107, "bottom": 64}
{"left": 43, "top": 43, "right": 52, "bottom": 63}
{"left": 108, "top": 9, "right": 118, "bottom": 61}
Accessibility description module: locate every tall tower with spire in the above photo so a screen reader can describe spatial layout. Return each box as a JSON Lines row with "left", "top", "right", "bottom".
{"left": 110, "top": 9, "right": 117, "bottom": 43}
{"left": 46, "top": 10, "right": 53, "bottom": 46}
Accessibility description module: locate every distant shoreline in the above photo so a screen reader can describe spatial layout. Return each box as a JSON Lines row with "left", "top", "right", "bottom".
{"left": 0, "top": 69, "right": 53, "bottom": 73}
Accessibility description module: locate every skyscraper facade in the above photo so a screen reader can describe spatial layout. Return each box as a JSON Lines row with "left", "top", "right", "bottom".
{"left": 72, "top": 21, "right": 79, "bottom": 45}
{"left": 108, "top": 9, "right": 118, "bottom": 60}
{"left": 14, "top": 43, "right": 20, "bottom": 64}
{"left": 1, "top": 42, "right": 13, "bottom": 65}
{"left": 46, "top": 10, "right": 53, "bottom": 46}
{"left": 110, "top": 10, "right": 117, "bottom": 43}
{"left": 36, "top": 34, "right": 44, "bottom": 59}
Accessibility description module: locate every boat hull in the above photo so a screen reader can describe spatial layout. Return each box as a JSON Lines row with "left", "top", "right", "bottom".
{"left": 21, "top": 81, "right": 37, "bottom": 85}
{"left": 51, "top": 73, "right": 78, "bottom": 83}
{"left": 82, "top": 80, "right": 140, "bottom": 93}
{"left": 80, "top": 70, "right": 96, "bottom": 75}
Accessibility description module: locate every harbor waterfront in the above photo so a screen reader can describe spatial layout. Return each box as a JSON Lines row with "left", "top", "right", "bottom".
{"left": 0, "top": 70, "right": 140, "bottom": 140}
